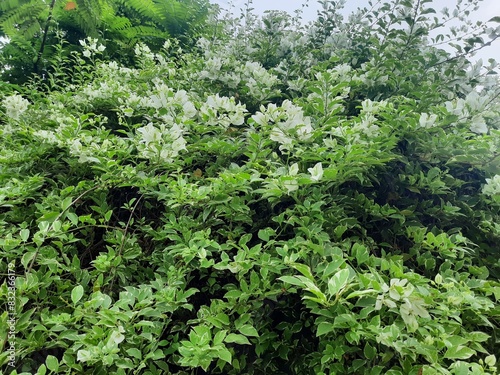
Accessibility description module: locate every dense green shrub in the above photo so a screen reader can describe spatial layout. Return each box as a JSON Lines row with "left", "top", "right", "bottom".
{"left": 1, "top": 0, "right": 500, "bottom": 374}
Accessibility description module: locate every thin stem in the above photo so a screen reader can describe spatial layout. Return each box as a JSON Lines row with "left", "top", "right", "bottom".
{"left": 33, "top": 0, "right": 57, "bottom": 74}
{"left": 26, "top": 184, "right": 100, "bottom": 275}
{"left": 106, "top": 194, "right": 144, "bottom": 294}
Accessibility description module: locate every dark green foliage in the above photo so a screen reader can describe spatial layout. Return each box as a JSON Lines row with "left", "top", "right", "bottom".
{"left": 1, "top": 0, "right": 500, "bottom": 374}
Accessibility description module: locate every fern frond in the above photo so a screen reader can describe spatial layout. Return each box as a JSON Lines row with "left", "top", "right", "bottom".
{"left": 0, "top": 0, "right": 25, "bottom": 12}
{"left": 104, "top": 16, "right": 132, "bottom": 31}
{"left": 23, "top": 21, "right": 42, "bottom": 39}
{"left": 70, "top": 0, "right": 102, "bottom": 37}
{"left": 0, "top": 2, "right": 47, "bottom": 38}
{"left": 117, "top": 0, "right": 157, "bottom": 21}
{"left": 120, "top": 25, "right": 169, "bottom": 39}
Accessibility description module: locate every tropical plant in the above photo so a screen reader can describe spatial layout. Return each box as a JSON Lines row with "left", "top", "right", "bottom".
{"left": 1, "top": 0, "right": 500, "bottom": 374}
{"left": 0, "top": 0, "right": 214, "bottom": 83}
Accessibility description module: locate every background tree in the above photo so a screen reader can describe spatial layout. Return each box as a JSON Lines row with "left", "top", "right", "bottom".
{"left": 0, "top": 0, "right": 214, "bottom": 83}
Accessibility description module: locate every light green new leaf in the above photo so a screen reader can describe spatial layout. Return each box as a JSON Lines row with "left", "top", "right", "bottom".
{"left": 316, "top": 322, "right": 335, "bottom": 336}
{"left": 238, "top": 324, "right": 259, "bottom": 337}
{"left": 224, "top": 333, "right": 251, "bottom": 345}
{"left": 20, "top": 228, "right": 30, "bottom": 242}
{"left": 126, "top": 348, "right": 142, "bottom": 360}
{"left": 217, "top": 347, "right": 232, "bottom": 364}
{"left": 444, "top": 345, "right": 476, "bottom": 360}
{"left": 328, "top": 269, "right": 350, "bottom": 296}
{"left": 37, "top": 364, "right": 47, "bottom": 375}
{"left": 71, "top": 285, "right": 84, "bottom": 305}
{"left": 45, "top": 355, "right": 59, "bottom": 372}
{"left": 278, "top": 276, "right": 306, "bottom": 287}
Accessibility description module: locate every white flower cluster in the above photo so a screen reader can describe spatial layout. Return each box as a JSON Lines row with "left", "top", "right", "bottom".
{"left": 268, "top": 161, "right": 324, "bottom": 194}
{"left": 81, "top": 79, "right": 124, "bottom": 102}
{"left": 197, "top": 46, "right": 280, "bottom": 102}
{"left": 136, "top": 122, "right": 186, "bottom": 163}
{"left": 72, "top": 64, "right": 140, "bottom": 106}
{"left": 2, "top": 94, "right": 30, "bottom": 121}
{"left": 327, "top": 99, "right": 388, "bottom": 144}
{"left": 242, "top": 62, "right": 280, "bottom": 102}
{"left": 69, "top": 137, "right": 101, "bottom": 163}
{"left": 482, "top": 175, "right": 500, "bottom": 197}
{"left": 444, "top": 91, "right": 491, "bottom": 134}
{"left": 419, "top": 113, "right": 438, "bottom": 129}
{"left": 252, "top": 100, "right": 313, "bottom": 149}
{"left": 33, "top": 113, "right": 129, "bottom": 164}
{"left": 199, "top": 94, "right": 247, "bottom": 129}
{"left": 353, "top": 99, "right": 388, "bottom": 137}
{"left": 134, "top": 43, "right": 155, "bottom": 63}
{"left": 133, "top": 41, "right": 176, "bottom": 68}
{"left": 138, "top": 84, "right": 197, "bottom": 122}
{"left": 101, "top": 61, "right": 137, "bottom": 79}
{"left": 79, "top": 37, "right": 105, "bottom": 58}
{"left": 198, "top": 57, "right": 228, "bottom": 82}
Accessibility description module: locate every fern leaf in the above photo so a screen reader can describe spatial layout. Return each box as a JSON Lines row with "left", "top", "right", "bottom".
{"left": 117, "top": 0, "right": 157, "bottom": 21}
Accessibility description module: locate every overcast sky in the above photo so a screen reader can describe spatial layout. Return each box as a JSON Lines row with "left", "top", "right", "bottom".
{"left": 212, "top": 0, "right": 500, "bottom": 65}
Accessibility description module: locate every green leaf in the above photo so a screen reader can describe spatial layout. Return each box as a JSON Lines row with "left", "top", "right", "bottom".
{"left": 20, "top": 228, "right": 30, "bottom": 242}
{"left": 353, "top": 243, "right": 369, "bottom": 265}
{"left": 485, "top": 355, "right": 496, "bottom": 367}
{"left": 238, "top": 324, "right": 259, "bottom": 337}
{"left": 71, "top": 285, "right": 84, "bottom": 305}
{"left": 126, "top": 348, "right": 142, "bottom": 360}
{"left": 258, "top": 228, "right": 275, "bottom": 242}
{"left": 216, "top": 347, "right": 232, "bottom": 364}
{"left": 224, "top": 333, "right": 251, "bottom": 345}
{"left": 21, "top": 250, "right": 37, "bottom": 269}
{"left": 39, "top": 212, "right": 59, "bottom": 223}
{"left": 37, "top": 364, "right": 47, "bottom": 375}
{"left": 468, "top": 331, "right": 490, "bottom": 342}
{"left": 323, "top": 257, "right": 345, "bottom": 277}
{"left": 291, "top": 263, "right": 315, "bottom": 281}
{"left": 278, "top": 276, "right": 306, "bottom": 287}
{"left": 66, "top": 212, "right": 79, "bottom": 225}
{"left": 316, "top": 322, "right": 335, "bottom": 336}
{"left": 364, "top": 342, "right": 376, "bottom": 359}
{"left": 345, "top": 289, "right": 376, "bottom": 299}
{"left": 104, "top": 210, "right": 113, "bottom": 222}
{"left": 61, "top": 196, "right": 73, "bottom": 211}
{"left": 224, "top": 290, "right": 242, "bottom": 299}
{"left": 213, "top": 330, "right": 227, "bottom": 345}
{"left": 334, "top": 225, "right": 348, "bottom": 239}
{"left": 46, "top": 355, "right": 59, "bottom": 372}
{"left": 444, "top": 345, "right": 476, "bottom": 360}
{"left": 327, "top": 269, "right": 350, "bottom": 296}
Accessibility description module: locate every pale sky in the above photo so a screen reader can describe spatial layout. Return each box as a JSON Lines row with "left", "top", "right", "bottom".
{"left": 212, "top": 0, "right": 500, "bottom": 65}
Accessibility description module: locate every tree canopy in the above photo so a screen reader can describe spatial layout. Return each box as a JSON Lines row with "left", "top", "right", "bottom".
{"left": 0, "top": 0, "right": 214, "bottom": 82}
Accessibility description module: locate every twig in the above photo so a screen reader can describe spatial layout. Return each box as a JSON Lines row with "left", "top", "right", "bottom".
{"left": 26, "top": 184, "right": 100, "bottom": 275}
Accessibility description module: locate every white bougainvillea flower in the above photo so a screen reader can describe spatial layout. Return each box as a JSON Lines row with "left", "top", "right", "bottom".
{"left": 137, "top": 123, "right": 162, "bottom": 144}
{"left": 469, "top": 115, "right": 488, "bottom": 134}
{"left": 2, "top": 94, "right": 30, "bottom": 121}
{"left": 200, "top": 94, "right": 246, "bottom": 128}
{"left": 289, "top": 163, "right": 299, "bottom": 176}
{"left": 482, "top": 175, "right": 500, "bottom": 196}
{"left": 282, "top": 178, "right": 299, "bottom": 193}
{"left": 308, "top": 162, "right": 323, "bottom": 181}
{"left": 419, "top": 113, "right": 438, "bottom": 129}
{"left": 79, "top": 37, "right": 105, "bottom": 57}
